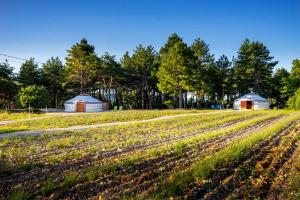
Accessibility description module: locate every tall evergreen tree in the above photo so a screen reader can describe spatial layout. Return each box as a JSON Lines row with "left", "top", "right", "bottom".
{"left": 96, "top": 52, "right": 122, "bottom": 103}
{"left": 233, "top": 39, "right": 278, "bottom": 97}
{"left": 157, "top": 35, "right": 194, "bottom": 108}
{"left": 65, "top": 38, "right": 99, "bottom": 94}
{"left": 190, "top": 38, "right": 215, "bottom": 105}
{"left": 271, "top": 68, "right": 290, "bottom": 108}
{"left": 0, "top": 60, "right": 17, "bottom": 108}
{"left": 41, "top": 57, "right": 64, "bottom": 108}
{"left": 283, "top": 59, "right": 300, "bottom": 97}
{"left": 18, "top": 58, "right": 41, "bottom": 86}
{"left": 131, "top": 45, "right": 157, "bottom": 109}
{"left": 214, "top": 55, "right": 233, "bottom": 104}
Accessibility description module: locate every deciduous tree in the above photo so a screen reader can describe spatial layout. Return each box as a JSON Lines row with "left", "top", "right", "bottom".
{"left": 18, "top": 85, "right": 49, "bottom": 108}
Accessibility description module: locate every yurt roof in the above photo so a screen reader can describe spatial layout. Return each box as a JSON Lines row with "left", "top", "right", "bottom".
{"left": 235, "top": 93, "right": 268, "bottom": 101}
{"left": 65, "top": 94, "right": 101, "bottom": 103}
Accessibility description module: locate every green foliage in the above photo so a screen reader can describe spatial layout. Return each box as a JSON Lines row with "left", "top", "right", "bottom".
{"left": 121, "top": 45, "right": 158, "bottom": 109}
{"left": 86, "top": 170, "right": 99, "bottom": 181}
{"left": 3, "top": 34, "right": 298, "bottom": 109}
{"left": 41, "top": 177, "right": 56, "bottom": 196}
{"left": 41, "top": 57, "right": 64, "bottom": 108}
{"left": 212, "top": 55, "right": 234, "bottom": 103}
{"left": 0, "top": 61, "right": 18, "bottom": 109}
{"left": 271, "top": 68, "right": 290, "bottom": 108}
{"left": 287, "top": 87, "right": 300, "bottom": 110}
{"left": 18, "top": 58, "right": 41, "bottom": 86}
{"left": 157, "top": 34, "right": 195, "bottom": 108}
{"left": 233, "top": 39, "right": 278, "bottom": 97}
{"left": 64, "top": 38, "right": 99, "bottom": 93}
{"left": 60, "top": 172, "right": 79, "bottom": 188}
{"left": 283, "top": 59, "right": 300, "bottom": 99}
{"left": 18, "top": 85, "right": 49, "bottom": 108}
{"left": 189, "top": 38, "right": 215, "bottom": 101}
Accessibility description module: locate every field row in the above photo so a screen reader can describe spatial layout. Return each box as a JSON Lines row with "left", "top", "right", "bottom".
{"left": 0, "top": 109, "right": 215, "bottom": 134}
{"left": 0, "top": 110, "right": 299, "bottom": 199}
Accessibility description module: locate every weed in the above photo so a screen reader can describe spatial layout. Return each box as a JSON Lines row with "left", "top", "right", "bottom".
{"left": 41, "top": 177, "right": 56, "bottom": 196}
{"left": 86, "top": 170, "right": 99, "bottom": 181}
{"left": 9, "top": 190, "right": 30, "bottom": 200}
{"left": 60, "top": 172, "right": 80, "bottom": 188}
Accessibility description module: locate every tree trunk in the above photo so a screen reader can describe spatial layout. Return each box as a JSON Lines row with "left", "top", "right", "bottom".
{"left": 141, "top": 78, "right": 145, "bottom": 109}
{"left": 179, "top": 88, "right": 183, "bottom": 108}
{"left": 55, "top": 93, "right": 58, "bottom": 109}
{"left": 145, "top": 81, "right": 152, "bottom": 109}
{"left": 80, "top": 69, "right": 83, "bottom": 94}
{"left": 115, "top": 88, "right": 118, "bottom": 106}
{"left": 184, "top": 92, "right": 187, "bottom": 108}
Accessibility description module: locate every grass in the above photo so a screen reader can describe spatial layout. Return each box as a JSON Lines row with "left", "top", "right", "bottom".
{"left": 41, "top": 177, "right": 56, "bottom": 196}
{"left": 0, "top": 112, "right": 44, "bottom": 121}
{"left": 60, "top": 171, "right": 80, "bottom": 188}
{"left": 9, "top": 190, "right": 30, "bottom": 200}
{"left": 0, "top": 109, "right": 217, "bottom": 134}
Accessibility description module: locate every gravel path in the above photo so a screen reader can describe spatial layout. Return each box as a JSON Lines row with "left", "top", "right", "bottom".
{"left": 0, "top": 110, "right": 231, "bottom": 138}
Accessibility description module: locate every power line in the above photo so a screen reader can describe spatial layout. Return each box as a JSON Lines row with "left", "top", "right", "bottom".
{"left": 0, "top": 58, "right": 24, "bottom": 64}
{"left": 0, "top": 53, "right": 45, "bottom": 64}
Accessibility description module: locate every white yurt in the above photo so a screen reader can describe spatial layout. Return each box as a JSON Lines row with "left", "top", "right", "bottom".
{"left": 233, "top": 93, "right": 269, "bottom": 110}
{"left": 64, "top": 94, "right": 103, "bottom": 112}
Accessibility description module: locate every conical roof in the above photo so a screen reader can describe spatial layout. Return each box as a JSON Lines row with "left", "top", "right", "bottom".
{"left": 235, "top": 93, "right": 267, "bottom": 101}
{"left": 65, "top": 94, "right": 101, "bottom": 103}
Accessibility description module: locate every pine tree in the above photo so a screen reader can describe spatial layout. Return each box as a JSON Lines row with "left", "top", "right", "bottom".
{"left": 157, "top": 35, "right": 194, "bottom": 108}
{"left": 41, "top": 57, "right": 64, "bottom": 108}
{"left": 18, "top": 58, "right": 41, "bottom": 86}
{"left": 65, "top": 38, "right": 99, "bottom": 94}
{"left": 233, "top": 39, "right": 278, "bottom": 97}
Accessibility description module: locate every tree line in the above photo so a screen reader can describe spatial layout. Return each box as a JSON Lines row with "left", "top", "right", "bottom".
{"left": 0, "top": 33, "right": 299, "bottom": 110}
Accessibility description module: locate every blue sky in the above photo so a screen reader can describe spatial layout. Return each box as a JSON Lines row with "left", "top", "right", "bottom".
{"left": 1, "top": 0, "right": 299, "bottom": 72}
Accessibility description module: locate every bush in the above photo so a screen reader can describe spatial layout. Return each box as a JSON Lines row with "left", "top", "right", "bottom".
{"left": 287, "top": 87, "right": 300, "bottom": 110}
{"left": 18, "top": 85, "right": 49, "bottom": 108}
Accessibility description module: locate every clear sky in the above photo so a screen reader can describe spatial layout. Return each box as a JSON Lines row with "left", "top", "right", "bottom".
{"left": 1, "top": 0, "right": 299, "bottom": 72}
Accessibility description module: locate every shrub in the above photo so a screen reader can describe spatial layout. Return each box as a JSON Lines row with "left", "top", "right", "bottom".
{"left": 18, "top": 85, "right": 49, "bottom": 108}
{"left": 286, "top": 87, "right": 300, "bottom": 110}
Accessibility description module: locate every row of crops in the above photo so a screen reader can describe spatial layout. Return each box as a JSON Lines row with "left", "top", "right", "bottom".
{"left": 0, "top": 109, "right": 213, "bottom": 133}
{"left": 0, "top": 110, "right": 300, "bottom": 199}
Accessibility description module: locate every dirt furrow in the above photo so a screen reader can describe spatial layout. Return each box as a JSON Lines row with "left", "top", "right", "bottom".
{"left": 58, "top": 116, "right": 283, "bottom": 200}
{"left": 186, "top": 120, "right": 298, "bottom": 200}
{"left": 0, "top": 115, "right": 280, "bottom": 200}
{"left": 267, "top": 134, "right": 300, "bottom": 200}
{"left": 227, "top": 127, "right": 300, "bottom": 199}
{"left": 0, "top": 114, "right": 258, "bottom": 180}
{"left": 1, "top": 113, "right": 241, "bottom": 168}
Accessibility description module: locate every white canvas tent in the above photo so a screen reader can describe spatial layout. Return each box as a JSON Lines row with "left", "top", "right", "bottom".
{"left": 64, "top": 94, "right": 102, "bottom": 112}
{"left": 233, "top": 93, "right": 269, "bottom": 110}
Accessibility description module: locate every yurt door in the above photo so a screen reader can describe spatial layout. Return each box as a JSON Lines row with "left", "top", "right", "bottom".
{"left": 241, "top": 101, "right": 247, "bottom": 109}
{"left": 76, "top": 102, "right": 85, "bottom": 112}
